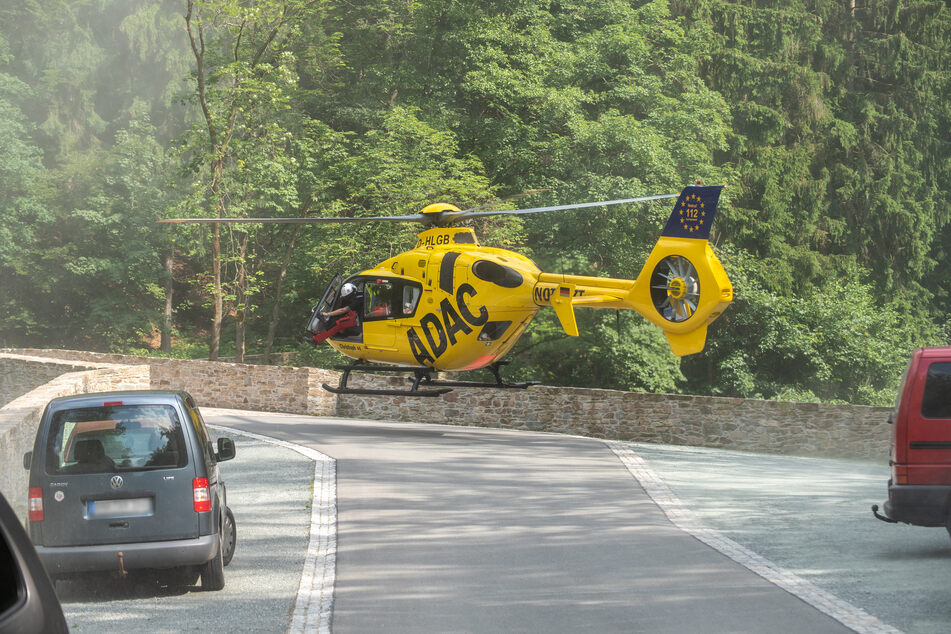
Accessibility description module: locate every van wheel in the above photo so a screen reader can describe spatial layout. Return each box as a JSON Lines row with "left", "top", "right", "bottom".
{"left": 200, "top": 529, "right": 226, "bottom": 591}
{"left": 222, "top": 507, "right": 236, "bottom": 566}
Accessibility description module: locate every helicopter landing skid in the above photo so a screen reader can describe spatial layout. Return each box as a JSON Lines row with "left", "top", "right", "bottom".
{"left": 322, "top": 362, "right": 452, "bottom": 397}
{"left": 414, "top": 361, "right": 540, "bottom": 390}
{"left": 321, "top": 360, "right": 540, "bottom": 397}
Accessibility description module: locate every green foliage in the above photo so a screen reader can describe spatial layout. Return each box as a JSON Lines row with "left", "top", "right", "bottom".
{"left": 0, "top": 62, "right": 50, "bottom": 343}
{"left": 509, "top": 310, "right": 684, "bottom": 394}
{"left": 684, "top": 248, "right": 943, "bottom": 405}
{"left": 0, "top": 114, "right": 174, "bottom": 348}
{"left": 674, "top": 0, "right": 951, "bottom": 302}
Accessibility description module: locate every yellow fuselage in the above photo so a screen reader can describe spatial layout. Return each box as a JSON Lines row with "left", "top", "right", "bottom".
{"left": 328, "top": 228, "right": 541, "bottom": 371}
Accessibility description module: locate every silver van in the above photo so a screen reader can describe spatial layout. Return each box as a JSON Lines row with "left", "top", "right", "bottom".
{"left": 22, "top": 390, "right": 236, "bottom": 590}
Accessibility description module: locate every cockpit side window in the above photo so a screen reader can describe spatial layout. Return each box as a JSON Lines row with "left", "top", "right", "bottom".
{"left": 402, "top": 285, "right": 421, "bottom": 316}
{"left": 317, "top": 275, "right": 343, "bottom": 314}
{"left": 364, "top": 281, "right": 394, "bottom": 319}
{"left": 358, "top": 278, "right": 422, "bottom": 321}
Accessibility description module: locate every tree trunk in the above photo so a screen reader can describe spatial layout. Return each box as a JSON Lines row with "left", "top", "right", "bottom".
{"left": 162, "top": 253, "right": 174, "bottom": 353}
{"left": 210, "top": 221, "right": 222, "bottom": 361}
{"left": 263, "top": 225, "right": 301, "bottom": 364}
{"left": 234, "top": 232, "right": 249, "bottom": 363}
{"left": 186, "top": 2, "right": 224, "bottom": 362}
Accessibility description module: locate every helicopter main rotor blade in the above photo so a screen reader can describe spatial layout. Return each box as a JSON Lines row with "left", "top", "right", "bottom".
{"left": 449, "top": 192, "right": 680, "bottom": 223}
{"left": 157, "top": 214, "right": 426, "bottom": 225}
{"left": 158, "top": 192, "right": 681, "bottom": 227}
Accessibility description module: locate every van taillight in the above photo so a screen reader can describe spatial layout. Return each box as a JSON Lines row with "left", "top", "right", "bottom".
{"left": 893, "top": 464, "right": 909, "bottom": 485}
{"left": 28, "top": 487, "right": 44, "bottom": 522}
{"left": 193, "top": 478, "right": 211, "bottom": 512}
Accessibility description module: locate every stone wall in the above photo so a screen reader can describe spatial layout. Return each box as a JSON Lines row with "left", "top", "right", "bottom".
{"left": 0, "top": 349, "right": 337, "bottom": 417}
{"left": 334, "top": 373, "right": 891, "bottom": 460}
{"left": 0, "top": 349, "right": 892, "bottom": 517}
{"left": 0, "top": 353, "right": 125, "bottom": 405}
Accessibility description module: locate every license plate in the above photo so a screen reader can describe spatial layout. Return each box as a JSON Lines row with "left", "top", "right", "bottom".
{"left": 88, "top": 497, "right": 153, "bottom": 518}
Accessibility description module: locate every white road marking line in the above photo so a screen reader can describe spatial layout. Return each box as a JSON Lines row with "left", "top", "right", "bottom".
{"left": 608, "top": 441, "right": 901, "bottom": 634}
{"left": 210, "top": 424, "right": 337, "bottom": 634}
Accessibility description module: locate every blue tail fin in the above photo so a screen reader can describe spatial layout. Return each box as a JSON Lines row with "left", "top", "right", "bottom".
{"left": 661, "top": 185, "right": 724, "bottom": 240}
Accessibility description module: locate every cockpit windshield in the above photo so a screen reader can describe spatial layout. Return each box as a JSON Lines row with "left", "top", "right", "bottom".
{"left": 307, "top": 274, "right": 343, "bottom": 333}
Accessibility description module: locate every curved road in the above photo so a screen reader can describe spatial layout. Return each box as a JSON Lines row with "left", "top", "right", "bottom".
{"left": 209, "top": 411, "right": 853, "bottom": 633}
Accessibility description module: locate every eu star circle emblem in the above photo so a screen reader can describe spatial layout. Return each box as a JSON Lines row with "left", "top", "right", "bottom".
{"left": 679, "top": 194, "right": 707, "bottom": 233}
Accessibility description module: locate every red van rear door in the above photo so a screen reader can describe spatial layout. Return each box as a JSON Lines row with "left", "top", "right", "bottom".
{"left": 905, "top": 359, "right": 951, "bottom": 484}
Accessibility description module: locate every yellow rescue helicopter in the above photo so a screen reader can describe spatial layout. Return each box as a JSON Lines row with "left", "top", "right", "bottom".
{"left": 160, "top": 184, "right": 733, "bottom": 396}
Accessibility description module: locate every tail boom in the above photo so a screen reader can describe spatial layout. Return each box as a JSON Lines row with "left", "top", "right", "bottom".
{"left": 533, "top": 185, "right": 733, "bottom": 356}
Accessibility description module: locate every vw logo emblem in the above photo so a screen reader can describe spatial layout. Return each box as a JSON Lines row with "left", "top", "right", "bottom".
{"left": 110, "top": 475, "right": 124, "bottom": 489}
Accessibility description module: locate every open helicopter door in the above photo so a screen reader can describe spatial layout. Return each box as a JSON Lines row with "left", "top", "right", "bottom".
{"left": 628, "top": 185, "right": 733, "bottom": 356}
{"left": 306, "top": 274, "right": 343, "bottom": 338}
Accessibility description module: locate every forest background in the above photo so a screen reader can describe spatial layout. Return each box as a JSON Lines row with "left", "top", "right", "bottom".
{"left": 0, "top": 0, "right": 948, "bottom": 406}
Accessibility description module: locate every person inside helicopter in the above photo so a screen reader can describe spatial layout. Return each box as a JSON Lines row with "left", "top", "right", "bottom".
{"left": 320, "top": 282, "right": 364, "bottom": 337}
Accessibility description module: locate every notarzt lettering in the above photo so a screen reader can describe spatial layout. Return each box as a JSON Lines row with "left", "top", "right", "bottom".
{"left": 532, "top": 286, "right": 586, "bottom": 303}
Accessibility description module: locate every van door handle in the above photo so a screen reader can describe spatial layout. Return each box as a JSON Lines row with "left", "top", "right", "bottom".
{"left": 109, "top": 521, "right": 129, "bottom": 529}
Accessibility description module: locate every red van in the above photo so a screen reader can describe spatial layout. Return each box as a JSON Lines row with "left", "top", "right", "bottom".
{"left": 873, "top": 347, "right": 951, "bottom": 532}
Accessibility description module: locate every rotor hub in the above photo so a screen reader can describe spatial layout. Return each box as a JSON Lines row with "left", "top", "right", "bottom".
{"left": 419, "top": 203, "right": 462, "bottom": 215}
{"left": 667, "top": 277, "right": 687, "bottom": 300}
{"left": 417, "top": 203, "right": 463, "bottom": 226}
{"left": 650, "top": 256, "right": 700, "bottom": 323}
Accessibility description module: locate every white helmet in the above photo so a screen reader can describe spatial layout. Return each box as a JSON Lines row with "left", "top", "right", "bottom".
{"left": 340, "top": 282, "right": 356, "bottom": 297}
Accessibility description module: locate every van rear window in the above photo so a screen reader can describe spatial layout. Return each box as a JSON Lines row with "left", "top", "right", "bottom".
{"left": 922, "top": 363, "right": 951, "bottom": 419}
{"left": 46, "top": 404, "right": 188, "bottom": 474}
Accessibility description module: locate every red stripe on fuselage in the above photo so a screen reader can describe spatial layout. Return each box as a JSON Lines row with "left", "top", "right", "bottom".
{"left": 460, "top": 354, "right": 498, "bottom": 371}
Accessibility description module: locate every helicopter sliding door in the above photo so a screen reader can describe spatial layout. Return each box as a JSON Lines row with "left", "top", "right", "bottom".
{"left": 360, "top": 277, "right": 423, "bottom": 353}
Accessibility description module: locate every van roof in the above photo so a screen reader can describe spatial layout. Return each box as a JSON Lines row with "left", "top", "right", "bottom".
{"left": 915, "top": 346, "right": 951, "bottom": 359}
{"left": 46, "top": 390, "right": 193, "bottom": 410}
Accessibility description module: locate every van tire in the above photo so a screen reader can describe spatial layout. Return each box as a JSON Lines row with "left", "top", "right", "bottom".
{"left": 222, "top": 507, "right": 236, "bottom": 566}
{"left": 200, "top": 529, "right": 226, "bottom": 591}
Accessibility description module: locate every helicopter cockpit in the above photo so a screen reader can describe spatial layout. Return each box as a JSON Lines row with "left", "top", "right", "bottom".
{"left": 306, "top": 274, "right": 424, "bottom": 345}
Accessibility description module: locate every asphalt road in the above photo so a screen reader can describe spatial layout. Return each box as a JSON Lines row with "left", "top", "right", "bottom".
{"left": 219, "top": 412, "right": 851, "bottom": 633}
{"left": 55, "top": 411, "right": 951, "bottom": 633}
{"left": 633, "top": 443, "right": 951, "bottom": 634}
